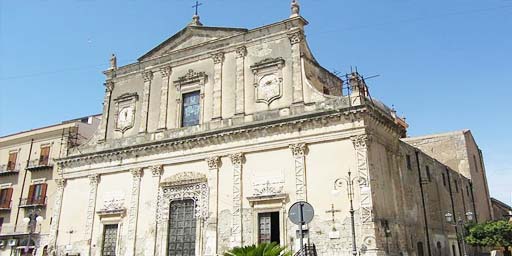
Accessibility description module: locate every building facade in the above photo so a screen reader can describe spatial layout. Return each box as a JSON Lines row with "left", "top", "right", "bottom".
{"left": 47, "top": 2, "right": 493, "bottom": 256}
{"left": 0, "top": 116, "right": 99, "bottom": 255}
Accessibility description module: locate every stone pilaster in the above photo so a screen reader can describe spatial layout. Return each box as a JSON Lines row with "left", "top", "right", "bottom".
{"left": 158, "top": 66, "right": 172, "bottom": 130}
{"left": 126, "top": 168, "right": 143, "bottom": 256}
{"left": 205, "top": 156, "right": 221, "bottom": 256}
{"left": 290, "top": 143, "right": 308, "bottom": 201}
{"left": 212, "top": 52, "right": 224, "bottom": 120}
{"left": 85, "top": 174, "right": 99, "bottom": 254}
{"left": 150, "top": 165, "right": 163, "bottom": 256}
{"left": 230, "top": 153, "right": 244, "bottom": 247}
{"left": 98, "top": 81, "right": 114, "bottom": 141}
{"left": 47, "top": 178, "right": 65, "bottom": 254}
{"left": 139, "top": 71, "right": 153, "bottom": 133}
{"left": 288, "top": 31, "right": 304, "bottom": 104}
{"left": 235, "top": 46, "right": 247, "bottom": 115}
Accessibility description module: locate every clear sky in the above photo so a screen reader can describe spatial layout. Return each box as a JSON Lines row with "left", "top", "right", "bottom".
{"left": 0, "top": 0, "right": 511, "bottom": 205}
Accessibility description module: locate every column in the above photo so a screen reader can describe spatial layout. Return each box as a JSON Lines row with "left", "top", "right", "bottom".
{"left": 290, "top": 143, "right": 308, "bottom": 201}
{"left": 126, "top": 168, "right": 143, "bottom": 256}
{"left": 85, "top": 174, "right": 99, "bottom": 254}
{"left": 139, "top": 71, "right": 153, "bottom": 133}
{"left": 205, "top": 156, "right": 221, "bottom": 256}
{"left": 158, "top": 66, "right": 172, "bottom": 130}
{"left": 98, "top": 81, "right": 114, "bottom": 141}
{"left": 47, "top": 177, "right": 65, "bottom": 254}
{"left": 288, "top": 31, "right": 304, "bottom": 104}
{"left": 235, "top": 46, "right": 247, "bottom": 115}
{"left": 230, "top": 153, "right": 244, "bottom": 247}
{"left": 151, "top": 166, "right": 163, "bottom": 256}
{"left": 212, "top": 52, "right": 224, "bottom": 120}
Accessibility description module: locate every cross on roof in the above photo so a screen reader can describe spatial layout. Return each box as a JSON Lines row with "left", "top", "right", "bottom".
{"left": 192, "top": 1, "right": 203, "bottom": 16}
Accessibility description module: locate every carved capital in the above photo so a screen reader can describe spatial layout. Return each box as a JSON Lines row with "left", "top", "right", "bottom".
{"left": 55, "top": 178, "right": 66, "bottom": 189}
{"left": 160, "top": 66, "right": 172, "bottom": 78}
{"left": 89, "top": 174, "right": 100, "bottom": 185}
{"left": 351, "top": 135, "right": 371, "bottom": 150}
{"left": 235, "top": 46, "right": 247, "bottom": 59}
{"left": 142, "top": 71, "right": 154, "bottom": 82}
{"left": 211, "top": 52, "right": 225, "bottom": 64}
{"left": 131, "top": 167, "right": 143, "bottom": 178}
{"left": 289, "top": 143, "right": 308, "bottom": 158}
{"left": 229, "top": 153, "right": 245, "bottom": 166}
{"left": 151, "top": 165, "right": 163, "bottom": 177}
{"left": 206, "top": 156, "right": 221, "bottom": 170}
{"left": 104, "top": 81, "right": 115, "bottom": 93}
{"left": 288, "top": 31, "right": 304, "bottom": 45}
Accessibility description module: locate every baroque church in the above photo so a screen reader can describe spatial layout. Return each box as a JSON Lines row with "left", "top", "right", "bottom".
{"left": 48, "top": 1, "right": 493, "bottom": 256}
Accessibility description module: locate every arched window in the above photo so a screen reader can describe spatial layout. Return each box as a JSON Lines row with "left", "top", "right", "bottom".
{"left": 417, "top": 242, "right": 424, "bottom": 256}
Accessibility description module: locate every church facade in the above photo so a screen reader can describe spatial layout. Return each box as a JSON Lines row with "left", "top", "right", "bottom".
{"left": 50, "top": 2, "right": 493, "bottom": 256}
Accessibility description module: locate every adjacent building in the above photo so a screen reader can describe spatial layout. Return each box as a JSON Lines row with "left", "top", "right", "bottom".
{"left": 490, "top": 198, "right": 512, "bottom": 221}
{"left": 0, "top": 116, "right": 99, "bottom": 255}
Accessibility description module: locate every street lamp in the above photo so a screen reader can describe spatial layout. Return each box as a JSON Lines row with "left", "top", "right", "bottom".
{"left": 332, "top": 170, "right": 358, "bottom": 256}
{"left": 444, "top": 211, "right": 473, "bottom": 256}
{"left": 22, "top": 211, "right": 43, "bottom": 254}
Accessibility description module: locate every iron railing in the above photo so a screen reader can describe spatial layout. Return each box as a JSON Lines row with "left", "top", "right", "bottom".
{"left": 19, "top": 197, "right": 47, "bottom": 208}
{"left": 294, "top": 244, "right": 317, "bottom": 256}
{"left": 0, "top": 163, "right": 21, "bottom": 175}
{"left": 26, "top": 158, "right": 53, "bottom": 170}
{"left": 0, "top": 224, "right": 42, "bottom": 236}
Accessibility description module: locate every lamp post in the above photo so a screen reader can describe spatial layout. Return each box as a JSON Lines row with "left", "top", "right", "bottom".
{"left": 332, "top": 170, "right": 358, "bottom": 256}
{"left": 444, "top": 211, "right": 473, "bottom": 256}
{"left": 22, "top": 210, "right": 43, "bottom": 254}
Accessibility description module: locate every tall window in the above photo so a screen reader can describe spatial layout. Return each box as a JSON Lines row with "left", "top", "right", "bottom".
{"left": 442, "top": 173, "right": 447, "bottom": 187}
{"left": 27, "top": 183, "right": 47, "bottom": 205}
{"left": 102, "top": 224, "right": 118, "bottom": 256}
{"left": 406, "top": 155, "right": 412, "bottom": 170}
{"left": 168, "top": 199, "right": 196, "bottom": 256}
{"left": 182, "top": 91, "right": 200, "bottom": 127}
{"left": 417, "top": 242, "right": 425, "bottom": 256}
{"left": 39, "top": 146, "right": 50, "bottom": 166}
{"left": 7, "top": 152, "right": 17, "bottom": 171}
{"left": 0, "top": 188, "right": 13, "bottom": 209}
{"left": 473, "top": 155, "right": 479, "bottom": 172}
{"left": 454, "top": 180, "right": 459, "bottom": 193}
{"left": 425, "top": 166, "right": 431, "bottom": 182}
{"left": 258, "top": 212, "right": 280, "bottom": 244}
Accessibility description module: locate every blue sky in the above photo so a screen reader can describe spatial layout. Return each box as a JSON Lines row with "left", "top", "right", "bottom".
{"left": 0, "top": 0, "right": 511, "bottom": 205}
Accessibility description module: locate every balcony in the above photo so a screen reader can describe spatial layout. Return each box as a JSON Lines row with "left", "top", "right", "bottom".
{"left": 0, "top": 200, "right": 11, "bottom": 211}
{"left": 0, "top": 224, "right": 42, "bottom": 237}
{"left": 0, "top": 163, "right": 20, "bottom": 176}
{"left": 26, "top": 158, "right": 53, "bottom": 171}
{"left": 19, "top": 197, "right": 47, "bottom": 208}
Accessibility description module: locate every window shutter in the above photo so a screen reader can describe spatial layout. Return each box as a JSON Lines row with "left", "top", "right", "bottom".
{"left": 40, "top": 183, "right": 48, "bottom": 204}
{"left": 4, "top": 188, "right": 13, "bottom": 208}
{"left": 27, "top": 185, "right": 35, "bottom": 204}
{"left": 7, "top": 152, "right": 17, "bottom": 170}
{"left": 40, "top": 146, "right": 50, "bottom": 165}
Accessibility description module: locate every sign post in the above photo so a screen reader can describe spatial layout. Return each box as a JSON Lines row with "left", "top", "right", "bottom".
{"left": 288, "top": 201, "right": 314, "bottom": 254}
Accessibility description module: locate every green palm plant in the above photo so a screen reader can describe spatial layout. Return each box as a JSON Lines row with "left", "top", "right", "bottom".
{"left": 224, "top": 242, "right": 292, "bottom": 256}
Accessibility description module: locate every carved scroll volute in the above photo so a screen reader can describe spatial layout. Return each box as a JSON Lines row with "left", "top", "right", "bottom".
{"left": 289, "top": 143, "right": 308, "bottom": 158}
{"left": 207, "top": 156, "right": 221, "bottom": 170}
{"left": 151, "top": 165, "right": 163, "bottom": 177}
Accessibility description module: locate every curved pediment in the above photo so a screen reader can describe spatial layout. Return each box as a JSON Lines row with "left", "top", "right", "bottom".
{"left": 160, "top": 172, "right": 207, "bottom": 187}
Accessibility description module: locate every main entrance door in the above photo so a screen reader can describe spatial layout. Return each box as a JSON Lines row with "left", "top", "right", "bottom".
{"left": 168, "top": 199, "right": 197, "bottom": 256}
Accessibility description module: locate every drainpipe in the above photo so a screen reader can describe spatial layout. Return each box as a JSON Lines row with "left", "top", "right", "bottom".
{"left": 446, "top": 168, "right": 463, "bottom": 256}
{"left": 415, "top": 151, "right": 432, "bottom": 256}
{"left": 15, "top": 139, "right": 34, "bottom": 232}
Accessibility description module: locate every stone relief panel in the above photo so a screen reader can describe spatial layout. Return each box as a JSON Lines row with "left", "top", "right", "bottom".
{"left": 113, "top": 93, "right": 139, "bottom": 133}
{"left": 250, "top": 57, "right": 286, "bottom": 105}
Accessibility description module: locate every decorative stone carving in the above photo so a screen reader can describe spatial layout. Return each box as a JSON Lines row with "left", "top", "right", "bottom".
{"left": 97, "top": 198, "right": 126, "bottom": 217}
{"left": 140, "top": 71, "right": 153, "bottom": 133}
{"left": 250, "top": 58, "right": 285, "bottom": 105}
{"left": 174, "top": 69, "right": 207, "bottom": 88}
{"left": 161, "top": 172, "right": 208, "bottom": 187}
{"left": 211, "top": 52, "right": 225, "bottom": 64}
{"left": 126, "top": 168, "right": 143, "bottom": 255}
{"left": 235, "top": 46, "right": 247, "bottom": 59}
{"left": 206, "top": 156, "right": 221, "bottom": 170}
{"left": 173, "top": 69, "right": 207, "bottom": 126}
{"left": 290, "top": 143, "right": 308, "bottom": 201}
{"left": 158, "top": 66, "right": 172, "bottom": 130}
{"left": 114, "top": 93, "right": 138, "bottom": 133}
{"left": 84, "top": 174, "right": 99, "bottom": 244}
{"left": 142, "top": 70, "right": 154, "bottom": 82}
{"left": 151, "top": 165, "right": 163, "bottom": 177}
{"left": 47, "top": 178, "right": 66, "bottom": 253}
{"left": 288, "top": 31, "right": 304, "bottom": 45}
{"left": 230, "top": 153, "right": 245, "bottom": 247}
{"left": 160, "top": 66, "right": 172, "bottom": 78}
{"left": 105, "top": 80, "right": 114, "bottom": 93}
{"left": 351, "top": 134, "right": 373, "bottom": 225}
{"left": 253, "top": 180, "right": 284, "bottom": 196}
{"left": 158, "top": 180, "right": 209, "bottom": 220}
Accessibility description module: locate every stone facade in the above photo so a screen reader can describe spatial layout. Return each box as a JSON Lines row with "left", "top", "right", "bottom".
{"left": 46, "top": 3, "right": 493, "bottom": 256}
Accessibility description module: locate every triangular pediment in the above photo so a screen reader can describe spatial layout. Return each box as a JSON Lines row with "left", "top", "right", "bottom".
{"left": 138, "top": 25, "right": 247, "bottom": 61}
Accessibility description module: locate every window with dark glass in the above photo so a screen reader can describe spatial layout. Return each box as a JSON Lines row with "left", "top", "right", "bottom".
{"left": 406, "top": 155, "right": 412, "bottom": 170}
{"left": 182, "top": 91, "right": 200, "bottom": 127}
{"left": 102, "top": 224, "right": 118, "bottom": 256}
{"left": 442, "top": 173, "right": 447, "bottom": 187}
{"left": 168, "top": 199, "right": 196, "bottom": 256}
{"left": 258, "top": 212, "right": 280, "bottom": 244}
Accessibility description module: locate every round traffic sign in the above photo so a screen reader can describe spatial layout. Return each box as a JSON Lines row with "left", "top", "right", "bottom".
{"left": 288, "top": 201, "right": 314, "bottom": 225}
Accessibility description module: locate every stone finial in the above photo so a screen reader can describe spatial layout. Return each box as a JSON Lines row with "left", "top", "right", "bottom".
{"left": 189, "top": 15, "right": 203, "bottom": 27}
{"left": 109, "top": 53, "right": 117, "bottom": 70}
{"left": 290, "top": 0, "right": 300, "bottom": 18}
